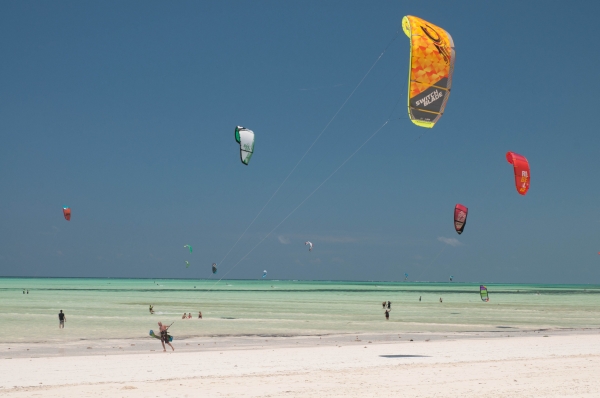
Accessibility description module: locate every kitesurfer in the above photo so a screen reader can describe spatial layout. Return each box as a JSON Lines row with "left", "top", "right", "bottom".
{"left": 158, "top": 322, "right": 174, "bottom": 352}
{"left": 58, "top": 310, "right": 66, "bottom": 329}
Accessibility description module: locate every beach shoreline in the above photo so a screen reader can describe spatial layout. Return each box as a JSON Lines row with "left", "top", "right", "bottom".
{"left": 2, "top": 330, "right": 600, "bottom": 397}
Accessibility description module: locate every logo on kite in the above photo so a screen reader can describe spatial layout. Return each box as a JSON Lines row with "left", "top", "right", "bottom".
{"left": 480, "top": 285, "right": 489, "bottom": 302}
{"left": 305, "top": 241, "right": 313, "bottom": 252}
{"left": 234, "top": 126, "right": 255, "bottom": 165}
{"left": 506, "top": 152, "right": 530, "bottom": 195}
{"left": 62, "top": 206, "right": 71, "bottom": 221}
{"left": 402, "top": 15, "right": 455, "bottom": 128}
{"left": 212, "top": 263, "right": 217, "bottom": 274}
{"left": 454, "top": 204, "right": 468, "bottom": 235}
{"left": 262, "top": 270, "right": 267, "bottom": 278}
{"left": 184, "top": 245, "right": 192, "bottom": 253}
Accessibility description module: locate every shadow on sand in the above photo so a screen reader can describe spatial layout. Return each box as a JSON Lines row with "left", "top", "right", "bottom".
{"left": 379, "top": 355, "right": 430, "bottom": 358}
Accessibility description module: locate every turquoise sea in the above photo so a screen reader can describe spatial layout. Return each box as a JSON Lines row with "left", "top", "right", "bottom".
{"left": 2, "top": 278, "right": 600, "bottom": 343}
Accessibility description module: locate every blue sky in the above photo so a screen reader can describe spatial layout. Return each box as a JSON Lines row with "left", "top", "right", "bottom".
{"left": 1, "top": 1, "right": 599, "bottom": 283}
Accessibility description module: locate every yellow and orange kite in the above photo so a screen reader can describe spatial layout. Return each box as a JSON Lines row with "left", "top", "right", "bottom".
{"left": 402, "top": 16, "right": 455, "bottom": 128}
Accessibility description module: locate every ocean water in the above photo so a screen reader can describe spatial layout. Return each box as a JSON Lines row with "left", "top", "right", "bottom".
{"left": 1, "top": 278, "right": 600, "bottom": 343}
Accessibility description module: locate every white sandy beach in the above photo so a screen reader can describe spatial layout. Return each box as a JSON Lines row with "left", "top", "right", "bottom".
{"left": 2, "top": 331, "right": 600, "bottom": 397}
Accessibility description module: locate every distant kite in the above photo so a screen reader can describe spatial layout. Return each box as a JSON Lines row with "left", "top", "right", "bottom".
{"left": 480, "top": 285, "right": 489, "bottom": 302}
{"left": 234, "top": 126, "right": 255, "bottom": 165}
{"left": 62, "top": 206, "right": 71, "bottom": 221}
{"left": 184, "top": 245, "right": 192, "bottom": 253}
{"left": 506, "top": 152, "right": 530, "bottom": 195}
{"left": 305, "top": 241, "right": 313, "bottom": 252}
{"left": 454, "top": 204, "right": 468, "bottom": 235}
{"left": 402, "top": 15, "right": 455, "bottom": 128}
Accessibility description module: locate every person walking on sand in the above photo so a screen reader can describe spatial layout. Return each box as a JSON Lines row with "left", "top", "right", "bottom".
{"left": 385, "top": 309, "right": 390, "bottom": 320}
{"left": 158, "top": 322, "right": 174, "bottom": 352}
{"left": 58, "top": 310, "right": 66, "bottom": 329}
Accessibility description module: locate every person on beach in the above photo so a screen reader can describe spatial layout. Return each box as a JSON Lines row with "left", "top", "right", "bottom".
{"left": 198, "top": 311, "right": 202, "bottom": 319}
{"left": 158, "top": 322, "right": 174, "bottom": 352}
{"left": 187, "top": 313, "right": 192, "bottom": 319}
{"left": 439, "top": 297, "right": 443, "bottom": 303}
{"left": 149, "top": 305, "right": 154, "bottom": 314}
{"left": 58, "top": 310, "right": 66, "bottom": 329}
{"left": 385, "top": 309, "right": 390, "bottom": 320}
{"left": 182, "top": 313, "right": 187, "bottom": 319}
{"left": 382, "top": 301, "right": 386, "bottom": 309}
{"left": 419, "top": 296, "right": 421, "bottom": 302}
{"left": 387, "top": 301, "right": 391, "bottom": 309}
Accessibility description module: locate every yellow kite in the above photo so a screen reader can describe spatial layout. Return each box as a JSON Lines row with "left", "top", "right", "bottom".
{"left": 402, "top": 16, "right": 455, "bottom": 128}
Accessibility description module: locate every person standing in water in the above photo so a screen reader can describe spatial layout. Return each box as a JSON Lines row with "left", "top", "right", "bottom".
{"left": 158, "top": 322, "right": 174, "bottom": 352}
{"left": 58, "top": 310, "right": 66, "bottom": 329}
{"left": 149, "top": 305, "right": 154, "bottom": 314}
{"left": 439, "top": 297, "right": 443, "bottom": 303}
{"left": 198, "top": 311, "right": 202, "bottom": 319}
{"left": 385, "top": 309, "right": 390, "bottom": 320}
{"left": 419, "top": 296, "right": 421, "bottom": 302}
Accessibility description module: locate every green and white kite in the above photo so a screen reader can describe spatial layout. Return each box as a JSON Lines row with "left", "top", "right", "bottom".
{"left": 234, "top": 126, "right": 255, "bottom": 165}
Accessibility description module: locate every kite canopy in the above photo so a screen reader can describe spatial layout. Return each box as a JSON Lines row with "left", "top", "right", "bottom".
{"left": 262, "top": 270, "right": 267, "bottom": 278}
{"left": 480, "top": 285, "right": 489, "bottom": 302}
{"left": 62, "top": 206, "right": 71, "bottom": 221}
{"left": 506, "top": 152, "right": 530, "bottom": 195}
{"left": 454, "top": 204, "right": 468, "bottom": 235}
{"left": 402, "top": 15, "right": 455, "bottom": 128}
{"left": 212, "top": 263, "right": 217, "bottom": 274}
{"left": 184, "top": 245, "right": 192, "bottom": 253}
{"left": 305, "top": 241, "right": 313, "bottom": 252}
{"left": 234, "top": 126, "right": 255, "bottom": 165}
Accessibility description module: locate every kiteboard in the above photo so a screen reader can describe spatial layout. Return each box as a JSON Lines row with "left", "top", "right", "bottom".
{"left": 149, "top": 330, "right": 173, "bottom": 342}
